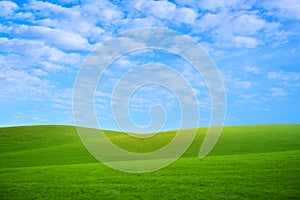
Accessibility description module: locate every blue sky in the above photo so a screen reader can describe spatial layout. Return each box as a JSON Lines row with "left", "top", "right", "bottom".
{"left": 0, "top": 0, "right": 300, "bottom": 131}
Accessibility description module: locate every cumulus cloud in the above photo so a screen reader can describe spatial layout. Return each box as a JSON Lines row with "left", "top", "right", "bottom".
{"left": 134, "top": 0, "right": 176, "bottom": 20}
{"left": 133, "top": 0, "right": 197, "bottom": 25}
{"left": 80, "top": 0, "right": 124, "bottom": 25}
{"left": 175, "top": 7, "right": 197, "bottom": 24}
{"left": 0, "top": 1, "right": 18, "bottom": 17}
{"left": 11, "top": 24, "right": 91, "bottom": 51}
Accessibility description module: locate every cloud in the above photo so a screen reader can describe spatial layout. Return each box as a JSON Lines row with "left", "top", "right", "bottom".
{"left": 3, "top": 0, "right": 108, "bottom": 46}
{"left": 80, "top": 0, "right": 124, "bottom": 26}
{"left": 260, "top": 0, "right": 300, "bottom": 20}
{"left": 0, "top": 68, "right": 50, "bottom": 101}
{"left": 11, "top": 24, "right": 91, "bottom": 51}
{"left": 121, "top": 17, "right": 164, "bottom": 30}
{"left": 234, "top": 81, "right": 252, "bottom": 89}
{"left": 0, "top": 69, "right": 42, "bottom": 85}
{"left": 244, "top": 66, "right": 260, "bottom": 74}
{"left": 232, "top": 14, "right": 279, "bottom": 35}
{"left": 51, "top": 88, "right": 74, "bottom": 111}
{"left": 240, "top": 93, "right": 259, "bottom": 100}
{"left": 267, "top": 71, "right": 300, "bottom": 81}
{"left": 223, "top": 71, "right": 253, "bottom": 92}
{"left": 1, "top": 0, "right": 299, "bottom": 128}
{"left": 134, "top": 0, "right": 176, "bottom": 20}
{"left": 198, "top": 0, "right": 249, "bottom": 11}
{"left": 173, "top": 7, "right": 197, "bottom": 24}
{"left": 36, "top": 17, "right": 105, "bottom": 42}
{"left": 0, "top": 1, "right": 18, "bottom": 17}
{"left": 133, "top": 0, "right": 197, "bottom": 25}
{"left": 25, "top": 0, "right": 71, "bottom": 15}
{"left": 0, "top": 37, "right": 82, "bottom": 71}
{"left": 56, "top": 0, "right": 80, "bottom": 4}
{"left": 113, "top": 56, "right": 139, "bottom": 69}
{"left": 194, "top": 3, "right": 281, "bottom": 49}
{"left": 238, "top": 93, "right": 267, "bottom": 104}
{"left": 40, "top": 61, "right": 64, "bottom": 71}
{"left": 210, "top": 13, "right": 276, "bottom": 37}
{"left": 270, "top": 87, "right": 287, "bottom": 97}
{"left": 32, "top": 68, "right": 47, "bottom": 76}
{"left": 233, "top": 36, "right": 260, "bottom": 48}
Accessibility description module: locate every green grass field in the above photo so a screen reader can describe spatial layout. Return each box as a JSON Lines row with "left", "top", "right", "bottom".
{"left": 1, "top": 124, "right": 299, "bottom": 199}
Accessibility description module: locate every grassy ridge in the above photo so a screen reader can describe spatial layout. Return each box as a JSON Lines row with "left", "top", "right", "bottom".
{"left": 1, "top": 125, "right": 300, "bottom": 199}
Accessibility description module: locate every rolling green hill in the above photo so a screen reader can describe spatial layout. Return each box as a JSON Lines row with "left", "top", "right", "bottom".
{"left": 1, "top": 124, "right": 299, "bottom": 199}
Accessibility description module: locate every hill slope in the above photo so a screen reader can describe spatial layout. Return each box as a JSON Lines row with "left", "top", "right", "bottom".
{"left": 1, "top": 125, "right": 300, "bottom": 199}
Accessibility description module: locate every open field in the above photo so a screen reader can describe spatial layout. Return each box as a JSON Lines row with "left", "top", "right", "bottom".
{"left": 1, "top": 124, "right": 299, "bottom": 199}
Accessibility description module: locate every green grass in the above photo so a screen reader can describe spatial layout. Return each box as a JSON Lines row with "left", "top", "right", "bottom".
{"left": 1, "top": 124, "right": 299, "bottom": 199}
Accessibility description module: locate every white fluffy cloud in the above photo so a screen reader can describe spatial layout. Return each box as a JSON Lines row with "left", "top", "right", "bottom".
{"left": 134, "top": 0, "right": 176, "bottom": 19}
{"left": 10, "top": 24, "right": 92, "bottom": 51}
{"left": 175, "top": 7, "right": 197, "bottom": 24}
{"left": 133, "top": 0, "right": 197, "bottom": 25}
{"left": 0, "top": 1, "right": 18, "bottom": 17}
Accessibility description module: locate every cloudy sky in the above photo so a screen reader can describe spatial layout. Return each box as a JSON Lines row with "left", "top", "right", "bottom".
{"left": 1, "top": 0, "right": 300, "bottom": 131}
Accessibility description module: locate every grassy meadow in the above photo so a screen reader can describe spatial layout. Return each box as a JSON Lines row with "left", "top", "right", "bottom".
{"left": 0, "top": 124, "right": 299, "bottom": 199}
